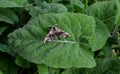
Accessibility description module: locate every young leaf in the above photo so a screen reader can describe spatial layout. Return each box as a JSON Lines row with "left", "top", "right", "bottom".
{"left": 83, "top": 0, "right": 116, "bottom": 31}
{"left": 8, "top": 13, "right": 96, "bottom": 68}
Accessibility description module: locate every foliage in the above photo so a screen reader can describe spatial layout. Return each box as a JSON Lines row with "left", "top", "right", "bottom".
{"left": 0, "top": 0, "right": 120, "bottom": 74}
{"left": 8, "top": 13, "right": 96, "bottom": 68}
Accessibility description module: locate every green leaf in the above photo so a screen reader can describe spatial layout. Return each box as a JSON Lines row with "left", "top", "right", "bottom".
{"left": 35, "top": 0, "right": 61, "bottom": 4}
{"left": 25, "top": 5, "right": 40, "bottom": 17}
{"left": 0, "top": 0, "right": 22, "bottom": 7}
{"left": 10, "top": 0, "right": 28, "bottom": 5}
{"left": 0, "top": 8, "right": 19, "bottom": 24}
{"left": 61, "top": 57, "right": 120, "bottom": 74}
{"left": 26, "top": 2, "right": 68, "bottom": 17}
{"left": 115, "top": 0, "right": 120, "bottom": 25}
{"left": 0, "top": 43, "right": 9, "bottom": 52}
{"left": 41, "top": 2, "right": 68, "bottom": 13}
{"left": 61, "top": 68, "right": 80, "bottom": 74}
{"left": 51, "top": 0, "right": 62, "bottom": 3}
{"left": 37, "top": 64, "right": 61, "bottom": 74}
{"left": 0, "top": 26, "right": 8, "bottom": 36}
{"left": 89, "top": 18, "right": 109, "bottom": 51}
{"left": 37, "top": 64, "right": 48, "bottom": 74}
{"left": 71, "top": 0, "right": 85, "bottom": 10}
{"left": 0, "top": 43, "right": 17, "bottom": 56}
{"left": 59, "top": 0, "right": 85, "bottom": 12}
{"left": 47, "top": 67, "right": 61, "bottom": 74}
{"left": 15, "top": 56, "right": 30, "bottom": 68}
{"left": 8, "top": 13, "right": 96, "bottom": 68}
{"left": 98, "top": 43, "right": 112, "bottom": 57}
{"left": 0, "top": 53, "right": 18, "bottom": 74}
{"left": 0, "top": 71, "right": 3, "bottom": 74}
{"left": 0, "top": 15, "right": 13, "bottom": 24}
{"left": 0, "top": 0, "right": 28, "bottom": 8}
{"left": 83, "top": 57, "right": 120, "bottom": 74}
{"left": 83, "top": 1, "right": 116, "bottom": 31}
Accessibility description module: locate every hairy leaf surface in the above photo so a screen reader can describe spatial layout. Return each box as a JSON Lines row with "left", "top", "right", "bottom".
{"left": 89, "top": 18, "right": 109, "bottom": 51}
{"left": 61, "top": 57, "right": 120, "bottom": 74}
{"left": 83, "top": 1, "right": 116, "bottom": 31}
{"left": 83, "top": 58, "right": 120, "bottom": 74}
{"left": 0, "top": 0, "right": 28, "bottom": 8}
{"left": 0, "top": 0, "right": 21, "bottom": 7}
{"left": 10, "top": 0, "right": 28, "bottom": 5}
{"left": 70, "top": 0, "right": 85, "bottom": 10}
{"left": 8, "top": 13, "right": 96, "bottom": 68}
{"left": 26, "top": 2, "right": 68, "bottom": 17}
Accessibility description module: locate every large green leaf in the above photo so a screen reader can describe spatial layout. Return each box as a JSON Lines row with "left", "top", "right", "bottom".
{"left": 0, "top": 8, "right": 19, "bottom": 24}
{"left": 8, "top": 13, "right": 96, "bottom": 68}
{"left": 89, "top": 18, "right": 109, "bottom": 51}
{"left": 83, "top": 0, "right": 116, "bottom": 31}
{"left": 115, "top": 0, "right": 120, "bottom": 25}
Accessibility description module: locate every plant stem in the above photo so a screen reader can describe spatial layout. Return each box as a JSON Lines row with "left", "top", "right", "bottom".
{"left": 85, "top": 0, "right": 88, "bottom": 9}
{"left": 112, "top": 24, "right": 119, "bottom": 37}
